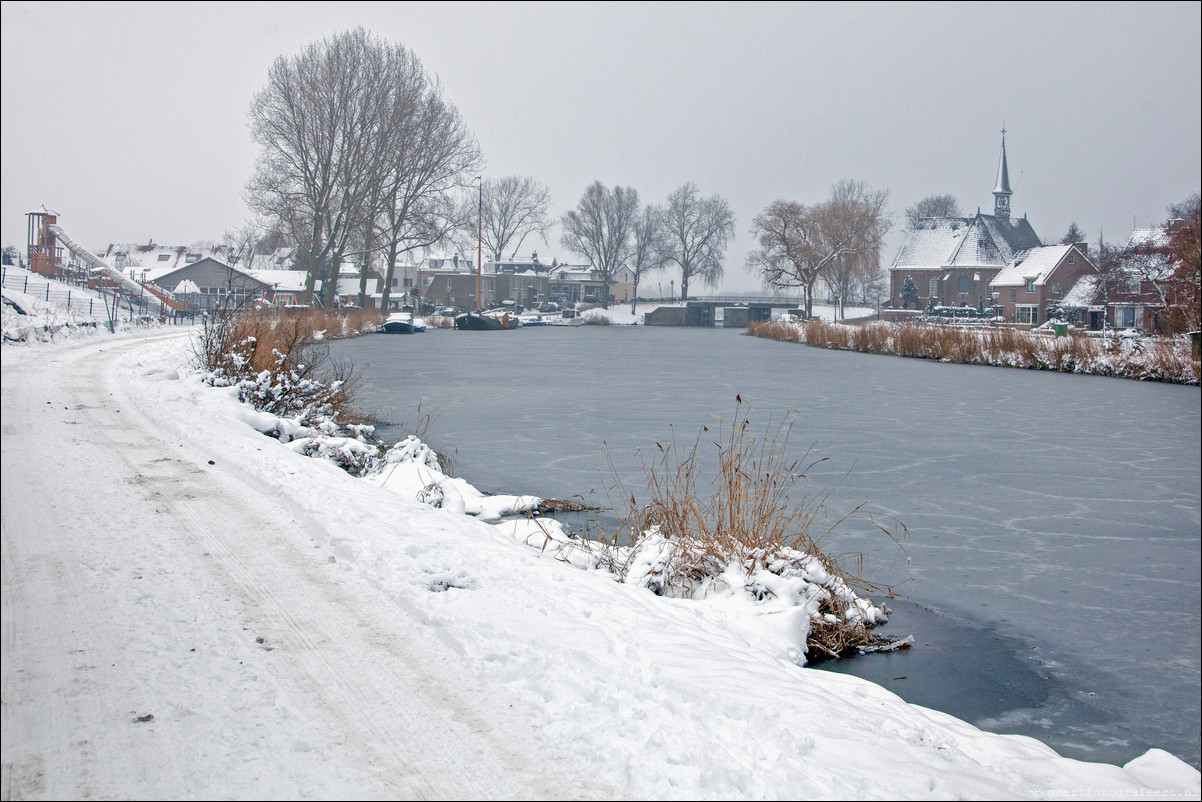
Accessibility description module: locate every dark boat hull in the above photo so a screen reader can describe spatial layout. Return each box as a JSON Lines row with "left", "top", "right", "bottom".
{"left": 383, "top": 320, "right": 417, "bottom": 334}
{"left": 455, "top": 312, "right": 518, "bottom": 330}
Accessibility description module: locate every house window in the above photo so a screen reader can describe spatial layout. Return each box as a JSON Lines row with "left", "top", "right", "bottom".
{"left": 1025, "top": 279, "right": 1036, "bottom": 293}
{"left": 1068, "top": 253, "right": 1075, "bottom": 264}
{"left": 1010, "top": 288, "right": 1017, "bottom": 302}
{"left": 445, "top": 278, "right": 452, "bottom": 292}
{"left": 929, "top": 277, "right": 939, "bottom": 297}
{"left": 1122, "top": 306, "right": 1136, "bottom": 327}
{"left": 958, "top": 275, "right": 969, "bottom": 294}
{"left": 1016, "top": 305, "right": 1039, "bottom": 325}
{"left": 1126, "top": 277, "right": 1140, "bottom": 294}
{"left": 1051, "top": 281, "right": 1060, "bottom": 295}
{"left": 157, "top": 254, "right": 171, "bottom": 262}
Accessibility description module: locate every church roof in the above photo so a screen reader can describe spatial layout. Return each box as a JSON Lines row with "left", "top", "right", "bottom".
{"left": 890, "top": 213, "right": 1042, "bottom": 271}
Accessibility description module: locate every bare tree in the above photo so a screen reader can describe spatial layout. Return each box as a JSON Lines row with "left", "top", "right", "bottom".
{"left": 476, "top": 176, "right": 553, "bottom": 262}
{"left": 222, "top": 222, "right": 262, "bottom": 269}
{"left": 560, "top": 182, "right": 639, "bottom": 308}
{"left": 747, "top": 181, "right": 890, "bottom": 318}
{"left": 627, "top": 205, "right": 670, "bottom": 315}
{"left": 904, "top": 193, "right": 961, "bottom": 228}
{"left": 746, "top": 200, "right": 824, "bottom": 316}
{"left": 819, "top": 180, "right": 891, "bottom": 319}
{"left": 1092, "top": 235, "right": 1130, "bottom": 334}
{"left": 656, "top": 183, "right": 736, "bottom": 302}
{"left": 373, "top": 77, "right": 481, "bottom": 311}
{"left": 246, "top": 29, "right": 426, "bottom": 307}
{"left": 1164, "top": 192, "right": 1201, "bottom": 333}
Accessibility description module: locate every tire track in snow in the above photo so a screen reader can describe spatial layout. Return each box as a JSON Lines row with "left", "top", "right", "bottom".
{"left": 7, "top": 331, "right": 559, "bottom": 799}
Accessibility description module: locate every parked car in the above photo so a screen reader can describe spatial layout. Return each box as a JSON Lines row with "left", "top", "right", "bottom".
{"left": 538, "top": 302, "right": 559, "bottom": 313}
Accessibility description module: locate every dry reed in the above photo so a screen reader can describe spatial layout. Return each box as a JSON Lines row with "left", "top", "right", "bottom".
{"left": 750, "top": 318, "right": 1200, "bottom": 384}
{"left": 609, "top": 397, "right": 908, "bottom": 661}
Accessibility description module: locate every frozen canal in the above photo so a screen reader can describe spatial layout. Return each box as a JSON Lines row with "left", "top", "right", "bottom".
{"left": 331, "top": 323, "right": 1201, "bottom": 767}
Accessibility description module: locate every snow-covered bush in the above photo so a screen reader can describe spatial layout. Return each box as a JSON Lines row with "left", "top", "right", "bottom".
{"left": 194, "top": 308, "right": 385, "bottom": 474}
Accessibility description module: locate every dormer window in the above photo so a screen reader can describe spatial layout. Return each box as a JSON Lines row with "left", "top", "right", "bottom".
{"left": 1025, "top": 279, "right": 1036, "bottom": 293}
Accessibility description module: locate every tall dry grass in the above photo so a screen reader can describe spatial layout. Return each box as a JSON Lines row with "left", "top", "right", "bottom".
{"left": 193, "top": 307, "right": 380, "bottom": 427}
{"left": 751, "top": 319, "right": 1200, "bottom": 384}
{"left": 609, "top": 398, "right": 908, "bottom": 660}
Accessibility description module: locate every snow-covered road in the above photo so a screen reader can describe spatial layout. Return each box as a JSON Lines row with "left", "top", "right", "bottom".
{"left": 2, "top": 331, "right": 581, "bottom": 799}
{"left": 3, "top": 329, "right": 1198, "bottom": 800}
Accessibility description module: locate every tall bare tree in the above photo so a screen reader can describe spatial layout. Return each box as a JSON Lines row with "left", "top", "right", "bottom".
{"left": 819, "top": 180, "right": 891, "bottom": 319}
{"left": 904, "top": 193, "right": 961, "bottom": 228}
{"left": 627, "top": 205, "right": 670, "bottom": 315}
{"left": 656, "top": 183, "right": 736, "bottom": 302}
{"left": 560, "top": 182, "right": 639, "bottom": 308}
{"left": 246, "top": 28, "right": 433, "bottom": 307}
{"left": 747, "top": 181, "right": 890, "bottom": 318}
{"left": 746, "top": 200, "right": 825, "bottom": 317}
{"left": 475, "top": 176, "right": 553, "bottom": 263}
{"left": 373, "top": 77, "right": 481, "bottom": 311}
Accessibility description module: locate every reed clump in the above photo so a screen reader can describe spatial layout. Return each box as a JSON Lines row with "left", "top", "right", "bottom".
{"left": 192, "top": 307, "right": 378, "bottom": 429}
{"left": 750, "top": 318, "right": 1200, "bottom": 384}
{"left": 605, "top": 397, "right": 907, "bottom": 662}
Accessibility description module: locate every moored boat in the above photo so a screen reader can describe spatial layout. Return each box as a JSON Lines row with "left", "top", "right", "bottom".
{"left": 455, "top": 311, "right": 520, "bottom": 330}
{"left": 383, "top": 312, "right": 426, "bottom": 334}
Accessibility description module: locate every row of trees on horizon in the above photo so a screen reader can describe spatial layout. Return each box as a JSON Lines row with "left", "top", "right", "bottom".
{"left": 238, "top": 28, "right": 1199, "bottom": 329}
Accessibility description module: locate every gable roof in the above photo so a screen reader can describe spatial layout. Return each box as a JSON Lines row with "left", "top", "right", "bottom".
{"left": 154, "top": 257, "right": 269, "bottom": 291}
{"left": 1061, "top": 274, "right": 1101, "bottom": 308}
{"left": 1126, "top": 227, "right": 1170, "bottom": 250}
{"left": 990, "top": 244, "right": 1090, "bottom": 288}
{"left": 890, "top": 213, "right": 1042, "bottom": 271}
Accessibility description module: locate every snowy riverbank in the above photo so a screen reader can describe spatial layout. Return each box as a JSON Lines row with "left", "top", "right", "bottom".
{"left": 2, "top": 324, "right": 1200, "bottom": 799}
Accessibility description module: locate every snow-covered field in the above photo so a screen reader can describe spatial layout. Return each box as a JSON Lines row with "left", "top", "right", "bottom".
{"left": 2, "top": 300, "right": 1200, "bottom": 798}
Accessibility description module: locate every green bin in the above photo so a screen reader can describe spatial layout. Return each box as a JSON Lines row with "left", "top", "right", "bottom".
{"left": 1054, "top": 324, "right": 1068, "bottom": 337}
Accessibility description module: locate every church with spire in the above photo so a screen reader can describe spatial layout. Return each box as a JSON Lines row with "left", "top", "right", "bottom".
{"left": 888, "top": 129, "right": 1043, "bottom": 310}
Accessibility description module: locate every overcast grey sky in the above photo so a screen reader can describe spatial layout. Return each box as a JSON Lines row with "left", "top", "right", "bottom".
{"left": 2, "top": 1, "right": 1199, "bottom": 293}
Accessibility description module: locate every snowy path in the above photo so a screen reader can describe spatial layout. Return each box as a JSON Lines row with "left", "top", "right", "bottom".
{"left": 1, "top": 332, "right": 576, "bottom": 799}
{"left": 2, "top": 329, "right": 1198, "bottom": 800}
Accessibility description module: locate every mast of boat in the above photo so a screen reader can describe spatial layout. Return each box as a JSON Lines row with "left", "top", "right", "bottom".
{"left": 475, "top": 176, "right": 483, "bottom": 313}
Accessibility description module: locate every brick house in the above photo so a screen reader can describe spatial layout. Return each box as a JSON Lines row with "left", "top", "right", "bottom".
{"left": 888, "top": 132, "right": 1043, "bottom": 310}
{"left": 988, "top": 243, "right": 1096, "bottom": 325}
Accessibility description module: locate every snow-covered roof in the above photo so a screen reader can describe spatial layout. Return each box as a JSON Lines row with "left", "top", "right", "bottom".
{"left": 890, "top": 214, "right": 1042, "bottom": 271}
{"left": 104, "top": 242, "right": 232, "bottom": 283}
{"left": 990, "top": 244, "right": 1080, "bottom": 288}
{"left": 251, "top": 269, "right": 309, "bottom": 293}
{"left": 1061, "top": 273, "right": 1100, "bottom": 307}
{"left": 1126, "top": 227, "right": 1169, "bottom": 250}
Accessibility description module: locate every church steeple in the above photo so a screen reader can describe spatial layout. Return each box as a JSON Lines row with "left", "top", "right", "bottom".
{"left": 993, "top": 126, "right": 1012, "bottom": 221}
